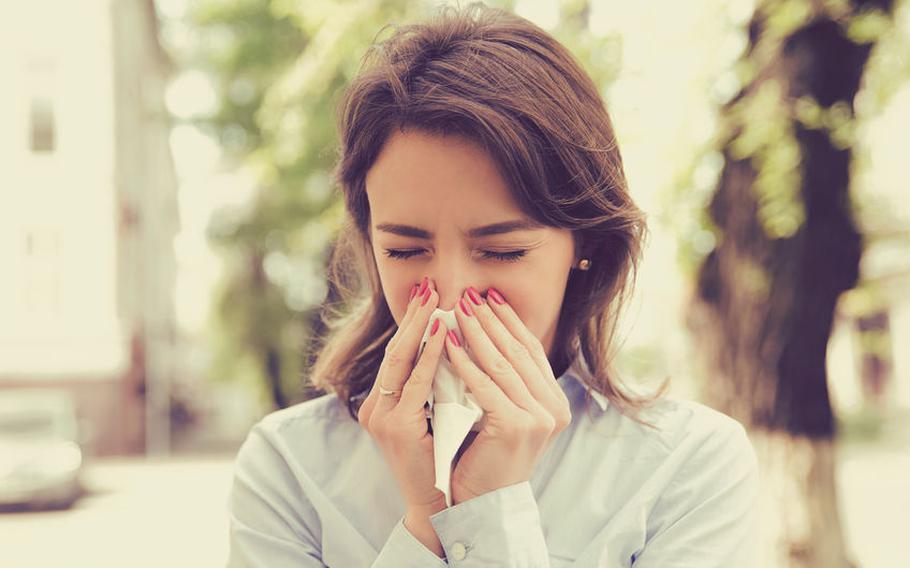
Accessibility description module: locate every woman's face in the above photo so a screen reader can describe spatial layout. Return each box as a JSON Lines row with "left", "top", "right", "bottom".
{"left": 365, "top": 129, "right": 578, "bottom": 357}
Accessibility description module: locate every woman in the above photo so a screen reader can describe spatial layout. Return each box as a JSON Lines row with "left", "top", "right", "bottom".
{"left": 227, "top": 3, "right": 760, "bottom": 567}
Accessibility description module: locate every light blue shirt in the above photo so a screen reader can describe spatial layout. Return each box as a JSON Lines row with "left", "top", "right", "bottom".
{"left": 226, "top": 365, "right": 760, "bottom": 567}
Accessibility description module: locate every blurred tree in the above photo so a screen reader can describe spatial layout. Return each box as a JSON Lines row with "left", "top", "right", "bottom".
{"left": 184, "top": 0, "right": 312, "bottom": 410}
{"left": 185, "top": 0, "right": 435, "bottom": 410}
{"left": 681, "top": 0, "right": 898, "bottom": 566}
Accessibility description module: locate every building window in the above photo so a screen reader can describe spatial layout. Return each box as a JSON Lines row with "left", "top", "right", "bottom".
{"left": 26, "top": 59, "right": 57, "bottom": 153}
{"left": 30, "top": 96, "right": 56, "bottom": 152}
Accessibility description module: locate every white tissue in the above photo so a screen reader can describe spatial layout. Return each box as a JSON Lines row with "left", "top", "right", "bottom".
{"left": 416, "top": 308, "right": 485, "bottom": 507}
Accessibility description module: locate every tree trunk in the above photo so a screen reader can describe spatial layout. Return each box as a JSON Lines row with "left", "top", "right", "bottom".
{"left": 250, "top": 248, "right": 289, "bottom": 409}
{"left": 684, "top": 1, "right": 894, "bottom": 566}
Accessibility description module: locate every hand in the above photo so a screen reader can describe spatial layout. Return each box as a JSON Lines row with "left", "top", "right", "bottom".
{"left": 357, "top": 276, "right": 449, "bottom": 513}
{"left": 445, "top": 286, "right": 572, "bottom": 505}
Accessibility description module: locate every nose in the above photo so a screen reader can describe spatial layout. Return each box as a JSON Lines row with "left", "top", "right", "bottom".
{"left": 435, "top": 281, "right": 467, "bottom": 313}
{"left": 426, "top": 262, "right": 480, "bottom": 313}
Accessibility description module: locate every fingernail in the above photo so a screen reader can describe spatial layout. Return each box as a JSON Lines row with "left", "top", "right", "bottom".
{"left": 420, "top": 285, "right": 432, "bottom": 306}
{"left": 458, "top": 298, "right": 473, "bottom": 316}
{"left": 409, "top": 284, "right": 418, "bottom": 301}
{"left": 466, "top": 286, "right": 483, "bottom": 306}
{"left": 488, "top": 287, "right": 506, "bottom": 305}
{"left": 447, "top": 330, "right": 461, "bottom": 347}
{"left": 417, "top": 276, "right": 429, "bottom": 296}
{"left": 431, "top": 318, "right": 441, "bottom": 336}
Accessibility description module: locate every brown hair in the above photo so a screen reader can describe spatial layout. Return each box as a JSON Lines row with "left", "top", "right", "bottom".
{"left": 309, "top": 1, "right": 670, "bottom": 427}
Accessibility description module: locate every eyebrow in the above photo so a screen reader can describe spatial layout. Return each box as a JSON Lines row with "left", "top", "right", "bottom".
{"left": 375, "top": 219, "right": 544, "bottom": 239}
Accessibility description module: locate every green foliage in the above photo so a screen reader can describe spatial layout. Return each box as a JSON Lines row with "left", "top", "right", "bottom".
{"left": 848, "top": 1, "right": 910, "bottom": 233}
{"left": 726, "top": 79, "right": 806, "bottom": 240}
{"left": 851, "top": 1, "right": 910, "bottom": 116}
{"left": 739, "top": 256, "right": 772, "bottom": 302}
{"left": 671, "top": 0, "right": 907, "bottom": 275}
{"left": 793, "top": 97, "right": 856, "bottom": 148}
{"left": 836, "top": 405, "right": 886, "bottom": 442}
{"left": 552, "top": 0, "right": 622, "bottom": 89}
{"left": 663, "top": 150, "right": 724, "bottom": 276}
{"left": 186, "top": 0, "right": 308, "bottom": 158}
{"left": 185, "top": 0, "right": 430, "bottom": 407}
{"left": 840, "top": 280, "right": 890, "bottom": 318}
{"left": 764, "top": 0, "right": 813, "bottom": 40}
{"left": 845, "top": 7, "right": 893, "bottom": 43}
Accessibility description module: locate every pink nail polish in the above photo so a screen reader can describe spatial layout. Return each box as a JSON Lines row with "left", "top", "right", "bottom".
{"left": 466, "top": 286, "right": 483, "bottom": 306}
{"left": 488, "top": 287, "right": 506, "bottom": 305}
{"left": 447, "top": 330, "right": 461, "bottom": 347}
{"left": 459, "top": 298, "right": 473, "bottom": 316}
{"left": 417, "top": 276, "right": 428, "bottom": 297}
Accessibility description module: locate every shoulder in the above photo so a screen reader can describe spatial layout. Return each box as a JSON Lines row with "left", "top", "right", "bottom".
{"left": 604, "top": 394, "right": 758, "bottom": 483}
{"left": 254, "top": 391, "right": 354, "bottom": 435}
{"left": 609, "top": 390, "right": 750, "bottom": 444}
{"left": 630, "top": 395, "right": 759, "bottom": 496}
{"left": 234, "top": 392, "right": 365, "bottom": 482}
{"left": 599, "top": 397, "right": 762, "bottom": 565}
{"left": 643, "top": 395, "right": 752, "bottom": 448}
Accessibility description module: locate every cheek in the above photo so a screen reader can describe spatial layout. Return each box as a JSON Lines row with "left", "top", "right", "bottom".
{"left": 382, "top": 276, "right": 420, "bottom": 327}
{"left": 491, "top": 284, "right": 543, "bottom": 338}
{"left": 492, "top": 272, "right": 565, "bottom": 342}
{"left": 389, "top": 284, "right": 411, "bottom": 326}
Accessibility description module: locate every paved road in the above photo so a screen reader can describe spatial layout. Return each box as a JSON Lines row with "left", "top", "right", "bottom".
{"left": 0, "top": 455, "right": 236, "bottom": 568}
{"left": 837, "top": 443, "right": 910, "bottom": 568}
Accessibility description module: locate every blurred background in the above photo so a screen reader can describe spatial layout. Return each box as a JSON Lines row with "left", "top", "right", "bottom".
{"left": 0, "top": 0, "right": 907, "bottom": 566}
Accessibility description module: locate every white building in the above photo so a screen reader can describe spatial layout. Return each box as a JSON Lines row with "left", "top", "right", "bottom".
{"left": 0, "top": 0, "right": 179, "bottom": 456}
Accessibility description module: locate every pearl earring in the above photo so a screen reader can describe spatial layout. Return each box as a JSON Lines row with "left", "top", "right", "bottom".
{"left": 577, "top": 258, "right": 591, "bottom": 270}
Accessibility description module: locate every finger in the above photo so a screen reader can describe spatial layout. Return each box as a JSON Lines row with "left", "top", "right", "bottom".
{"left": 386, "top": 278, "right": 430, "bottom": 354}
{"left": 462, "top": 287, "right": 562, "bottom": 411}
{"left": 359, "top": 278, "right": 429, "bottom": 425}
{"left": 444, "top": 328, "right": 516, "bottom": 415}
{"left": 399, "top": 317, "right": 447, "bottom": 411}
{"left": 454, "top": 294, "right": 538, "bottom": 411}
{"left": 485, "top": 287, "right": 566, "bottom": 403}
{"left": 375, "top": 281, "right": 439, "bottom": 413}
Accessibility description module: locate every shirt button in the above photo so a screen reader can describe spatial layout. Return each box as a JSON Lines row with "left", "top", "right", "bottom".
{"left": 450, "top": 542, "right": 467, "bottom": 561}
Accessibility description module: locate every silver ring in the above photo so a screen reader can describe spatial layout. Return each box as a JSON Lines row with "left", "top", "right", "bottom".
{"left": 379, "top": 383, "right": 401, "bottom": 397}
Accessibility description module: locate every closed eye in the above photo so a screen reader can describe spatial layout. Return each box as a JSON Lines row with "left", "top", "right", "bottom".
{"left": 383, "top": 249, "right": 527, "bottom": 262}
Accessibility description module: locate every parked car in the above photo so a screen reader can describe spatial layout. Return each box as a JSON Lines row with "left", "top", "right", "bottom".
{"left": 0, "top": 389, "right": 88, "bottom": 510}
